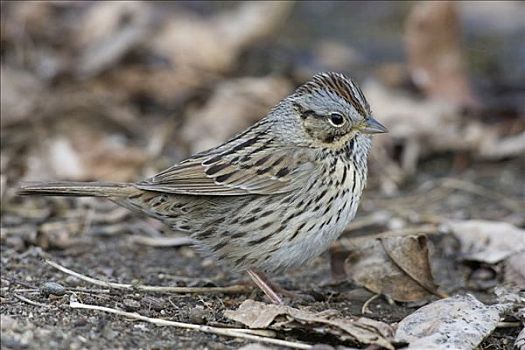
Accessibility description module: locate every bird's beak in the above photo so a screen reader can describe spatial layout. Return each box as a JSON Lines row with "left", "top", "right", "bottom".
{"left": 361, "top": 116, "right": 388, "bottom": 134}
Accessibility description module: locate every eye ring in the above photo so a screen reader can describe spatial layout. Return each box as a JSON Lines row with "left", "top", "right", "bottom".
{"left": 328, "top": 112, "right": 345, "bottom": 127}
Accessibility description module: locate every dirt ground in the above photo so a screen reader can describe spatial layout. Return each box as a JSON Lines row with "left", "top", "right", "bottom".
{"left": 1, "top": 156, "right": 523, "bottom": 350}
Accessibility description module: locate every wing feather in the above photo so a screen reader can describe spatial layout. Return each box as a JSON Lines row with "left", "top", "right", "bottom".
{"left": 136, "top": 126, "right": 316, "bottom": 196}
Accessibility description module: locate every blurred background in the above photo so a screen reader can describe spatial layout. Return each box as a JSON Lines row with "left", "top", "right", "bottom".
{"left": 2, "top": 0, "right": 525, "bottom": 260}
{"left": 1, "top": 1, "right": 523, "bottom": 192}
{"left": 1, "top": 2, "right": 524, "bottom": 349}
{"left": 1, "top": 0, "right": 524, "bottom": 257}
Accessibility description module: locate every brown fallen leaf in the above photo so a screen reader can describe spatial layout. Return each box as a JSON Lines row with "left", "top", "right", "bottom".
{"left": 446, "top": 220, "right": 525, "bottom": 264}
{"left": 74, "top": 1, "right": 151, "bottom": 78}
{"left": 405, "top": 1, "right": 477, "bottom": 108}
{"left": 395, "top": 294, "right": 513, "bottom": 349}
{"left": 23, "top": 125, "right": 149, "bottom": 183}
{"left": 341, "top": 235, "right": 441, "bottom": 302}
{"left": 224, "top": 299, "right": 394, "bottom": 350}
{"left": 149, "top": 2, "right": 293, "bottom": 74}
{"left": 381, "top": 235, "right": 441, "bottom": 296}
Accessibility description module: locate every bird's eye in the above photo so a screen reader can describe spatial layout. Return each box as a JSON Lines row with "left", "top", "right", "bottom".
{"left": 328, "top": 113, "right": 345, "bottom": 127}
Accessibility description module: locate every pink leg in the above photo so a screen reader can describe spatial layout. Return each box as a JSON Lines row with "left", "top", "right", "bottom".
{"left": 247, "top": 268, "right": 284, "bottom": 305}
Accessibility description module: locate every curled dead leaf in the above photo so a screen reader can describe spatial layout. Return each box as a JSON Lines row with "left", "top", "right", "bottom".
{"left": 341, "top": 235, "right": 441, "bottom": 302}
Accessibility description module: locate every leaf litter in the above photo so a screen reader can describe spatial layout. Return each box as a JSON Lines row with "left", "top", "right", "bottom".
{"left": 224, "top": 299, "right": 394, "bottom": 349}
{"left": 340, "top": 235, "right": 442, "bottom": 302}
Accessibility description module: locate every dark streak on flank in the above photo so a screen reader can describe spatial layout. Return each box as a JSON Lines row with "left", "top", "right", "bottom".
{"left": 351, "top": 168, "right": 357, "bottom": 194}
{"left": 289, "top": 222, "right": 307, "bottom": 241}
{"left": 341, "top": 166, "right": 347, "bottom": 184}
{"left": 248, "top": 234, "right": 272, "bottom": 246}
{"left": 213, "top": 240, "right": 228, "bottom": 251}
{"left": 241, "top": 216, "right": 257, "bottom": 225}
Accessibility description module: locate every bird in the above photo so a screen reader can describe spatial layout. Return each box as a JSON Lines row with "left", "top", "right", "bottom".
{"left": 18, "top": 72, "right": 387, "bottom": 304}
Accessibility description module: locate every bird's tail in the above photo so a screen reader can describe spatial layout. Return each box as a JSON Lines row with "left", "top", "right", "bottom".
{"left": 17, "top": 181, "right": 139, "bottom": 198}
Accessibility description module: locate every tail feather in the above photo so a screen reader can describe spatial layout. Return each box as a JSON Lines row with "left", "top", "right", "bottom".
{"left": 17, "top": 181, "right": 139, "bottom": 197}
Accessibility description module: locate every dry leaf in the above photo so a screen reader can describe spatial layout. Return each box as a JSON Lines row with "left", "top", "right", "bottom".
{"left": 74, "top": 1, "right": 151, "bottom": 78}
{"left": 150, "top": 2, "right": 293, "bottom": 73}
{"left": 342, "top": 235, "right": 440, "bottom": 302}
{"left": 97, "top": 67, "right": 208, "bottom": 108}
{"left": 182, "top": 76, "right": 292, "bottom": 153}
{"left": 24, "top": 130, "right": 148, "bottom": 182}
{"left": 405, "top": 1, "right": 477, "bottom": 107}
{"left": 395, "top": 294, "right": 512, "bottom": 349}
{"left": 447, "top": 220, "right": 525, "bottom": 264}
{"left": 224, "top": 299, "right": 394, "bottom": 350}
{"left": 380, "top": 236, "right": 440, "bottom": 295}
{"left": 24, "top": 137, "right": 85, "bottom": 181}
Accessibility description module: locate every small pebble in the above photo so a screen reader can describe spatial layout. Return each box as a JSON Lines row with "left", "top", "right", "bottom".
{"left": 123, "top": 298, "right": 141, "bottom": 311}
{"left": 189, "top": 305, "right": 208, "bottom": 324}
{"left": 40, "top": 282, "right": 66, "bottom": 297}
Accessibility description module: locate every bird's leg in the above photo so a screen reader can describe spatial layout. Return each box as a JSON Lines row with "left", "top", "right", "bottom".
{"left": 246, "top": 268, "right": 284, "bottom": 305}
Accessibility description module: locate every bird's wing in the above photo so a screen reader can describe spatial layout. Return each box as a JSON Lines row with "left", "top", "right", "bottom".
{"left": 136, "top": 126, "right": 316, "bottom": 196}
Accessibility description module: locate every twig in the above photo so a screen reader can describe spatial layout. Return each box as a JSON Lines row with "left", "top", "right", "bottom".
{"left": 361, "top": 294, "right": 380, "bottom": 315}
{"left": 344, "top": 212, "right": 391, "bottom": 232}
{"left": 130, "top": 235, "right": 194, "bottom": 247}
{"left": 13, "top": 294, "right": 50, "bottom": 308}
{"left": 69, "top": 296, "right": 311, "bottom": 349}
{"left": 45, "top": 259, "right": 250, "bottom": 294}
{"left": 496, "top": 321, "right": 521, "bottom": 328}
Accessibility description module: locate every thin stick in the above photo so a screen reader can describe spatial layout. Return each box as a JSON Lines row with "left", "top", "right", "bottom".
{"left": 69, "top": 297, "right": 311, "bottom": 349}
{"left": 247, "top": 269, "right": 283, "bottom": 305}
{"left": 361, "top": 294, "right": 380, "bottom": 315}
{"left": 13, "top": 294, "right": 50, "bottom": 308}
{"left": 130, "top": 235, "right": 194, "bottom": 247}
{"left": 344, "top": 212, "right": 390, "bottom": 232}
{"left": 45, "top": 259, "right": 250, "bottom": 294}
{"left": 496, "top": 321, "right": 521, "bottom": 328}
